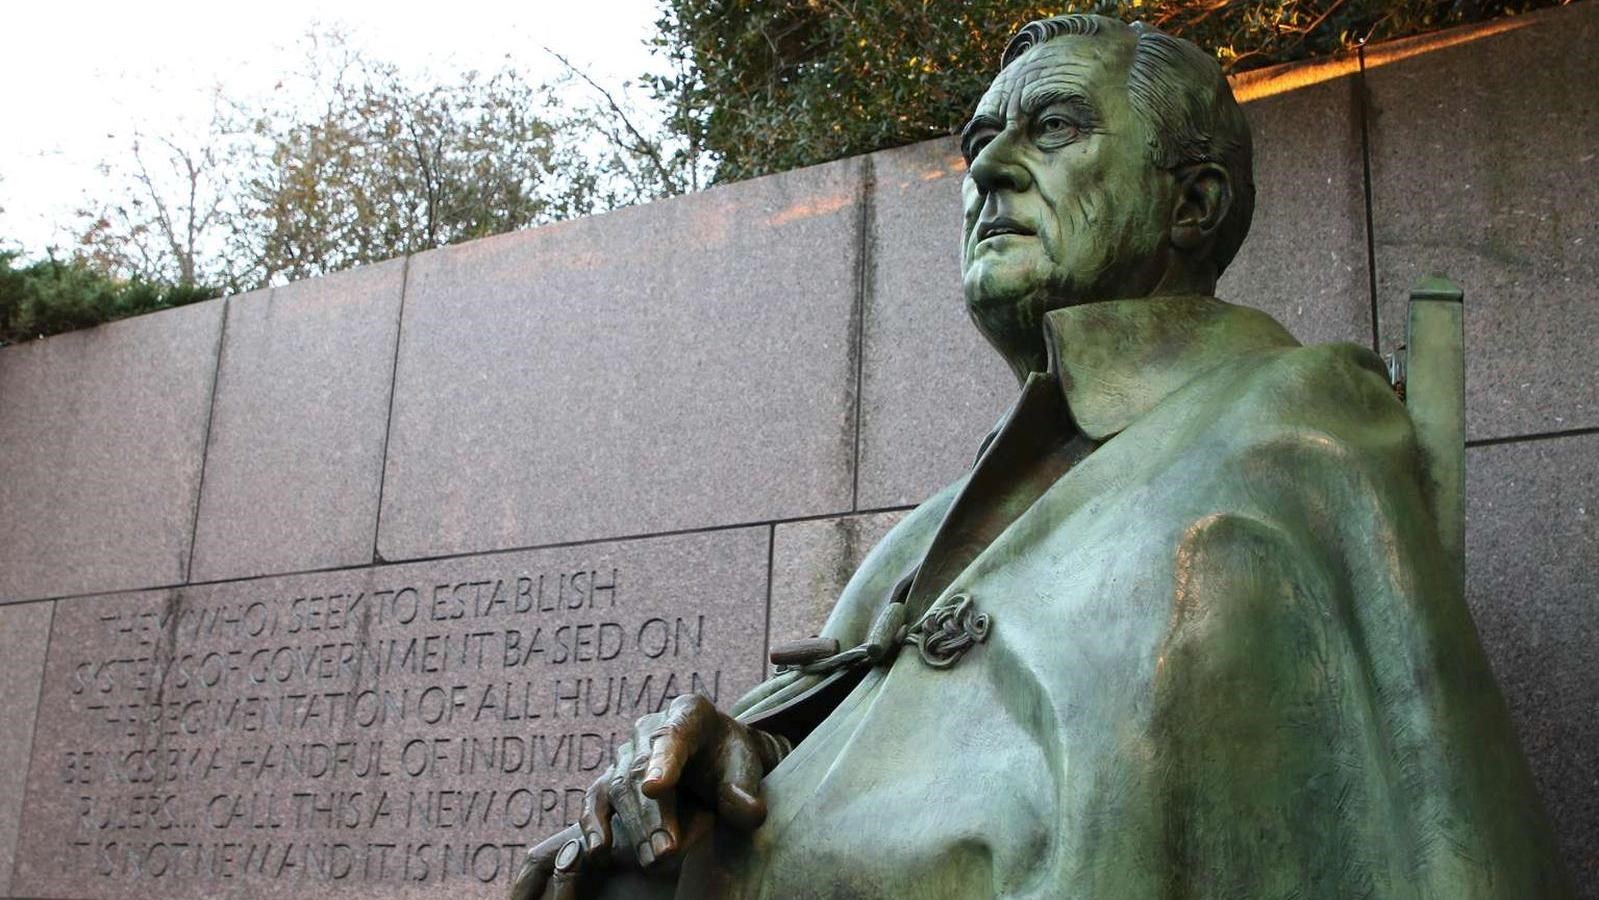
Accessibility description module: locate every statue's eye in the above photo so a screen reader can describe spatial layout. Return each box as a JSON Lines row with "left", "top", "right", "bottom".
{"left": 963, "top": 130, "right": 997, "bottom": 164}
{"left": 1039, "top": 115, "right": 1076, "bottom": 137}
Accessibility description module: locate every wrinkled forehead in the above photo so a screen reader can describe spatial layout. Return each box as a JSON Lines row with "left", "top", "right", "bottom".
{"left": 972, "top": 33, "right": 1135, "bottom": 120}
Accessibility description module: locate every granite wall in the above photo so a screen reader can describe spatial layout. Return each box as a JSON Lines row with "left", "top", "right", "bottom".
{"left": 1, "top": 4, "right": 1594, "bottom": 896}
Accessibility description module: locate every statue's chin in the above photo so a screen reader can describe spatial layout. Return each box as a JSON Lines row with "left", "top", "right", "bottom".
{"left": 963, "top": 288, "right": 1032, "bottom": 335}
{"left": 964, "top": 266, "right": 1039, "bottom": 315}
{"left": 961, "top": 292, "right": 1043, "bottom": 375}
{"left": 964, "top": 276, "right": 1075, "bottom": 324}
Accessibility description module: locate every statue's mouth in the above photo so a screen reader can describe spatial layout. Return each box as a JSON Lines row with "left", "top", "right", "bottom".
{"left": 976, "top": 217, "right": 1036, "bottom": 243}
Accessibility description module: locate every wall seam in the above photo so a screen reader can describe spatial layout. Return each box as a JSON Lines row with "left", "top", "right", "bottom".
{"left": 1355, "top": 41, "right": 1382, "bottom": 354}
{"left": 762, "top": 524, "right": 776, "bottom": 677}
{"left": 1466, "top": 425, "right": 1599, "bottom": 449}
{"left": 848, "top": 155, "right": 877, "bottom": 512}
{"left": 5, "top": 503, "right": 922, "bottom": 607}
{"left": 182, "top": 296, "right": 235, "bottom": 584}
{"left": 370, "top": 254, "right": 414, "bottom": 565}
{"left": 4, "top": 600, "right": 54, "bottom": 898}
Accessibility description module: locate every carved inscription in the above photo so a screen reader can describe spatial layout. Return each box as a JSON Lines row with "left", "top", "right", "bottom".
{"left": 15, "top": 530, "right": 768, "bottom": 899}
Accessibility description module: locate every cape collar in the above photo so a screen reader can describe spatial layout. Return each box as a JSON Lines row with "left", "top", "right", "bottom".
{"left": 1042, "top": 294, "right": 1300, "bottom": 440}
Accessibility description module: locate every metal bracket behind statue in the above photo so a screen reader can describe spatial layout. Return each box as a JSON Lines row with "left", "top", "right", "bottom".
{"left": 1402, "top": 276, "right": 1466, "bottom": 585}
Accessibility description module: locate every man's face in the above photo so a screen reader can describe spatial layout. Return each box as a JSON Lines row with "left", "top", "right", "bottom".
{"left": 960, "top": 34, "right": 1172, "bottom": 370}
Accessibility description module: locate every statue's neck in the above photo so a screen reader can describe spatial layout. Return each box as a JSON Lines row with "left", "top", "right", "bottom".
{"left": 1039, "top": 295, "right": 1299, "bottom": 439}
{"left": 996, "top": 265, "right": 1221, "bottom": 383}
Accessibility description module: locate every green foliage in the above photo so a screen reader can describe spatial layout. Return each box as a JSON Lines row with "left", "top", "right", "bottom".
{"left": 69, "top": 30, "right": 696, "bottom": 299}
{"left": 14, "top": 29, "right": 697, "bottom": 344}
{"left": 234, "top": 53, "right": 608, "bottom": 285}
{"left": 649, "top": 0, "right": 1566, "bottom": 183}
{"left": 14, "top": 2, "right": 1563, "bottom": 346}
{"left": 0, "top": 248, "right": 218, "bottom": 346}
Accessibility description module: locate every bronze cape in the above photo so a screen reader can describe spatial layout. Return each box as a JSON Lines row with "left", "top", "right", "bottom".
{"left": 600, "top": 295, "right": 1569, "bottom": 898}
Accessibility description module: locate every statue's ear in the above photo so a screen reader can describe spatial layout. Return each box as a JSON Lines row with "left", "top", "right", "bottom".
{"left": 1170, "top": 162, "right": 1231, "bottom": 255}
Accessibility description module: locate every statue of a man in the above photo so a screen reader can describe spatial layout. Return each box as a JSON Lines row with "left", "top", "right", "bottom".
{"left": 514, "top": 15, "right": 1571, "bottom": 898}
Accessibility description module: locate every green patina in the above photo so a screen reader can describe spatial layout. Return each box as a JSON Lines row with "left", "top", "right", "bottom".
{"left": 512, "top": 15, "right": 1570, "bottom": 899}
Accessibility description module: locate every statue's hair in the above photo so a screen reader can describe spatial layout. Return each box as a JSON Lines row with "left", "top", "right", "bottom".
{"left": 1001, "top": 15, "right": 1255, "bottom": 274}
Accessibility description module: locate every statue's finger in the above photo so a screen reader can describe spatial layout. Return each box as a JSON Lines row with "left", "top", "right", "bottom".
{"left": 541, "top": 837, "right": 583, "bottom": 900}
{"left": 608, "top": 766, "right": 680, "bottom": 868}
{"left": 510, "top": 826, "right": 573, "bottom": 900}
{"left": 713, "top": 732, "right": 768, "bottom": 832}
{"left": 750, "top": 727, "right": 794, "bottom": 772}
{"left": 579, "top": 773, "right": 614, "bottom": 854}
{"left": 543, "top": 871, "right": 578, "bottom": 900}
{"left": 643, "top": 693, "right": 716, "bottom": 797}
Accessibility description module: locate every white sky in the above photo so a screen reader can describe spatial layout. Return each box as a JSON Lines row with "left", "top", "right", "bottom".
{"left": 0, "top": 0, "right": 663, "bottom": 254}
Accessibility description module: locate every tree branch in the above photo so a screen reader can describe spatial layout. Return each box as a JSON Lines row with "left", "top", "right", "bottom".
{"left": 544, "top": 47, "right": 678, "bottom": 192}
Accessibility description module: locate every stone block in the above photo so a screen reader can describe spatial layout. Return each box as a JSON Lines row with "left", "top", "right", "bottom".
{"left": 856, "top": 138, "right": 1014, "bottom": 509}
{"left": 1466, "top": 433, "right": 1599, "bottom": 892}
{"left": 0, "top": 601, "right": 53, "bottom": 896}
{"left": 189, "top": 262, "right": 406, "bottom": 582}
{"left": 768, "top": 510, "right": 908, "bottom": 665}
{"left": 12, "top": 527, "right": 770, "bottom": 900}
{"left": 1369, "top": 2, "right": 1599, "bottom": 441}
{"left": 375, "top": 159, "right": 863, "bottom": 562}
{"left": 0, "top": 299, "right": 226, "bottom": 602}
{"left": 1219, "top": 74, "right": 1372, "bottom": 348}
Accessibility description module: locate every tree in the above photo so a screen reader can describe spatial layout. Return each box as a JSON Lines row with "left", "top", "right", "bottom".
{"left": 231, "top": 36, "right": 609, "bottom": 285}
{"left": 71, "top": 30, "right": 685, "bottom": 293}
{"left": 74, "top": 108, "right": 244, "bottom": 289}
{"left": 547, "top": 47, "right": 712, "bottom": 199}
{"left": 11, "top": 29, "right": 695, "bottom": 342}
{"left": 648, "top": 0, "right": 1568, "bottom": 184}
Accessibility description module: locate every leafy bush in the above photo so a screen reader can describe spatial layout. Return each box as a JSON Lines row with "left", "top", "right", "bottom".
{"left": 0, "top": 249, "right": 219, "bottom": 346}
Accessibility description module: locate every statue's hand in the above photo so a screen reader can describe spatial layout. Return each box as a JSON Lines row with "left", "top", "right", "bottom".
{"left": 581, "top": 693, "right": 791, "bottom": 869}
{"left": 509, "top": 694, "right": 790, "bottom": 900}
{"left": 509, "top": 824, "right": 583, "bottom": 900}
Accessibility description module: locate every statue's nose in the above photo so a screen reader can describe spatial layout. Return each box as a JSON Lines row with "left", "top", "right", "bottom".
{"left": 968, "top": 133, "right": 1032, "bottom": 194}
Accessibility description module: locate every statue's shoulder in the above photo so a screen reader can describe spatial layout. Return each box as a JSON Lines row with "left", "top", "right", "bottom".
{"left": 1244, "top": 339, "right": 1401, "bottom": 416}
{"left": 1225, "top": 339, "right": 1417, "bottom": 464}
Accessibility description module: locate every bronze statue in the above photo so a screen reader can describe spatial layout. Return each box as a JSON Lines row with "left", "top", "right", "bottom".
{"left": 512, "top": 15, "right": 1571, "bottom": 898}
